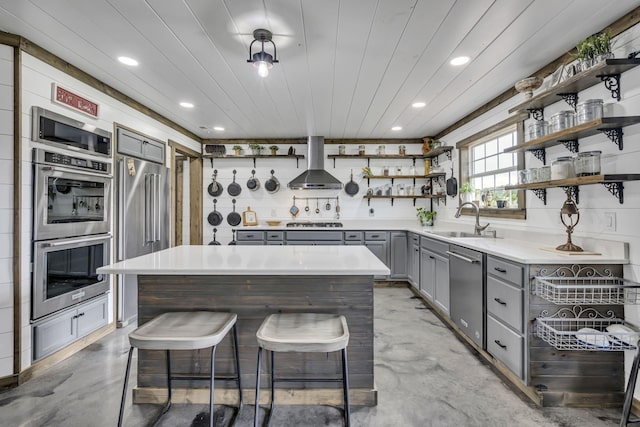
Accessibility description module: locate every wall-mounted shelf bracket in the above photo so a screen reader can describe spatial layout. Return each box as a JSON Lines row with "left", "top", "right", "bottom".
{"left": 598, "top": 73, "right": 621, "bottom": 101}
{"left": 531, "top": 188, "right": 547, "bottom": 205}
{"left": 602, "top": 182, "right": 624, "bottom": 204}
{"left": 559, "top": 140, "right": 579, "bottom": 153}
{"left": 599, "top": 127, "right": 623, "bottom": 150}
{"left": 528, "top": 148, "right": 546, "bottom": 165}
{"left": 560, "top": 186, "right": 579, "bottom": 204}
{"left": 431, "top": 156, "right": 439, "bottom": 167}
{"left": 528, "top": 108, "right": 544, "bottom": 121}
{"left": 444, "top": 150, "right": 452, "bottom": 161}
{"left": 558, "top": 93, "right": 579, "bottom": 111}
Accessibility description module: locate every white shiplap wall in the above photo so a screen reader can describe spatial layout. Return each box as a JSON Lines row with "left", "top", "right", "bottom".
{"left": 13, "top": 52, "right": 200, "bottom": 371}
{"left": 0, "top": 45, "right": 13, "bottom": 377}
{"left": 437, "top": 24, "right": 640, "bottom": 397}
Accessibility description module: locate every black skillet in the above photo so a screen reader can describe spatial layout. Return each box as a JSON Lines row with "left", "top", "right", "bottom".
{"left": 207, "top": 199, "right": 223, "bottom": 226}
{"left": 264, "top": 169, "right": 280, "bottom": 193}
{"left": 227, "top": 199, "right": 242, "bottom": 226}
{"left": 344, "top": 169, "right": 359, "bottom": 196}
{"left": 446, "top": 167, "right": 458, "bottom": 197}
{"left": 247, "top": 169, "right": 260, "bottom": 191}
{"left": 228, "top": 169, "right": 242, "bottom": 196}
{"left": 208, "top": 228, "right": 221, "bottom": 245}
{"left": 207, "top": 169, "right": 223, "bottom": 197}
{"left": 228, "top": 229, "right": 237, "bottom": 245}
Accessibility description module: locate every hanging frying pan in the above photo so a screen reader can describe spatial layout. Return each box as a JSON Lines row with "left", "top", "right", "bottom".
{"left": 265, "top": 169, "right": 280, "bottom": 194}
{"left": 228, "top": 169, "right": 242, "bottom": 196}
{"left": 208, "top": 228, "right": 221, "bottom": 245}
{"left": 207, "top": 169, "right": 223, "bottom": 197}
{"left": 247, "top": 169, "right": 260, "bottom": 191}
{"left": 446, "top": 167, "right": 458, "bottom": 197}
{"left": 207, "top": 199, "right": 223, "bottom": 226}
{"left": 227, "top": 198, "right": 242, "bottom": 226}
{"left": 228, "top": 229, "right": 237, "bottom": 245}
{"left": 345, "top": 169, "right": 359, "bottom": 196}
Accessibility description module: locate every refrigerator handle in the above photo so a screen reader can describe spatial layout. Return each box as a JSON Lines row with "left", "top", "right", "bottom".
{"left": 117, "top": 159, "right": 125, "bottom": 261}
{"left": 144, "top": 173, "right": 152, "bottom": 244}
{"left": 155, "top": 173, "right": 161, "bottom": 243}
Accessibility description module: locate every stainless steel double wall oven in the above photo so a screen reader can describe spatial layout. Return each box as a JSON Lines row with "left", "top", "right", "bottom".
{"left": 31, "top": 107, "right": 113, "bottom": 320}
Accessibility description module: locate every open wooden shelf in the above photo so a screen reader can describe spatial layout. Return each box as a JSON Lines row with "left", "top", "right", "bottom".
{"left": 365, "top": 173, "right": 446, "bottom": 179}
{"left": 328, "top": 146, "right": 453, "bottom": 166}
{"left": 509, "top": 59, "right": 640, "bottom": 114}
{"left": 202, "top": 154, "right": 305, "bottom": 167}
{"left": 364, "top": 194, "right": 446, "bottom": 206}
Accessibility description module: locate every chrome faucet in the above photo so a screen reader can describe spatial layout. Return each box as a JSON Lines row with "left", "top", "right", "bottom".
{"left": 455, "top": 202, "right": 490, "bottom": 236}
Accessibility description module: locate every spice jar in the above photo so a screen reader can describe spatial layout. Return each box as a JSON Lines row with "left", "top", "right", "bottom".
{"left": 399, "top": 145, "right": 406, "bottom": 155}
{"left": 576, "top": 99, "right": 603, "bottom": 124}
{"left": 527, "top": 120, "right": 548, "bottom": 141}
{"left": 377, "top": 145, "right": 386, "bottom": 155}
{"left": 383, "top": 165, "right": 390, "bottom": 176}
{"left": 358, "top": 145, "right": 366, "bottom": 156}
{"left": 551, "top": 156, "right": 576, "bottom": 180}
{"left": 338, "top": 145, "right": 346, "bottom": 155}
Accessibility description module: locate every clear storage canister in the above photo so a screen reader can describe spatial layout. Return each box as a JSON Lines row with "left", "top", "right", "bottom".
{"left": 576, "top": 151, "right": 601, "bottom": 176}
{"left": 576, "top": 99, "right": 603, "bottom": 124}
{"left": 551, "top": 156, "right": 576, "bottom": 180}
{"left": 527, "top": 120, "right": 548, "bottom": 141}
{"left": 549, "top": 111, "right": 575, "bottom": 133}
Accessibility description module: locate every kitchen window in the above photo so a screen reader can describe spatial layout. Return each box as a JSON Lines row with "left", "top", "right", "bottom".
{"left": 456, "top": 114, "right": 527, "bottom": 219}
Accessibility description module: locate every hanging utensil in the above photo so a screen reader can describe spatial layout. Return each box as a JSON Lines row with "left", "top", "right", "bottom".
{"left": 208, "top": 199, "right": 223, "bottom": 226}
{"left": 289, "top": 196, "right": 300, "bottom": 217}
{"left": 227, "top": 199, "right": 242, "bottom": 226}
{"left": 335, "top": 196, "right": 340, "bottom": 220}
{"left": 345, "top": 169, "right": 359, "bottom": 196}
{"left": 207, "top": 169, "right": 223, "bottom": 197}
{"left": 446, "top": 167, "right": 458, "bottom": 197}
{"left": 315, "top": 199, "right": 320, "bottom": 214}
{"left": 247, "top": 169, "right": 260, "bottom": 191}
{"left": 228, "top": 229, "right": 237, "bottom": 245}
{"left": 325, "top": 199, "right": 331, "bottom": 211}
{"left": 208, "top": 228, "right": 221, "bottom": 245}
{"left": 227, "top": 169, "right": 242, "bottom": 196}
{"left": 305, "top": 198, "right": 310, "bottom": 215}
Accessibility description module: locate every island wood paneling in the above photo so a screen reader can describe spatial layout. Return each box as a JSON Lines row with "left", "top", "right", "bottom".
{"left": 136, "top": 274, "right": 376, "bottom": 406}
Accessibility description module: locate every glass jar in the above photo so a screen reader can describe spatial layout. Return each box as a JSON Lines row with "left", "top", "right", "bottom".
{"left": 377, "top": 145, "right": 386, "bottom": 155}
{"left": 358, "top": 145, "right": 366, "bottom": 156}
{"left": 518, "top": 170, "right": 528, "bottom": 184}
{"left": 549, "top": 111, "right": 575, "bottom": 133}
{"left": 338, "top": 145, "right": 346, "bottom": 155}
{"left": 576, "top": 99, "right": 603, "bottom": 124}
{"left": 399, "top": 145, "right": 406, "bottom": 155}
{"left": 539, "top": 165, "right": 551, "bottom": 181}
{"left": 395, "top": 165, "right": 403, "bottom": 175}
{"left": 576, "top": 151, "right": 601, "bottom": 176}
{"left": 383, "top": 166, "right": 390, "bottom": 176}
{"left": 527, "top": 120, "right": 548, "bottom": 141}
{"left": 407, "top": 186, "right": 415, "bottom": 196}
{"left": 551, "top": 156, "right": 576, "bottom": 180}
{"left": 409, "top": 165, "right": 416, "bottom": 176}
{"left": 527, "top": 168, "right": 540, "bottom": 183}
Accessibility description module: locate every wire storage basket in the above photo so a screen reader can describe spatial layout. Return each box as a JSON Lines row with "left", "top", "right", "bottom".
{"left": 534, "top": 276, "right": 640, "bottom": 305}
{"left": 535, "top": 306, "right": 639, "bottom": 351}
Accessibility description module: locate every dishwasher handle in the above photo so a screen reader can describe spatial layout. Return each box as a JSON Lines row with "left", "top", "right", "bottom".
{"left": 446, "top": 250, "right": 480, "bottom": 264}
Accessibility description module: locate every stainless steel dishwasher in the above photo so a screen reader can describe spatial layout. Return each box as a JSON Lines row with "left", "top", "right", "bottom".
{"left": 448, "top": 244, "right": 486, "bottom": 349}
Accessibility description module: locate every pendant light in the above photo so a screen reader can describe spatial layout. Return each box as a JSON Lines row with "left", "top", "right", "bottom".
{"left": 247, "top": 29, "right": 278, "bottom": 78}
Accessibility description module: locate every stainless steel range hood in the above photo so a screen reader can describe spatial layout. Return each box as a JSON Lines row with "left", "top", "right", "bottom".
{"left": 288, "top": 136, "right": 343, "bottom": 190}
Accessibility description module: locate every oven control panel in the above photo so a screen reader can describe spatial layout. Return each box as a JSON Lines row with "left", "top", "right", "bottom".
{"left": 36, "top": 149, "right": 111, "bottom": 175}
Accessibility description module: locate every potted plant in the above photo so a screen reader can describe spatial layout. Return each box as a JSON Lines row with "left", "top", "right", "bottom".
{"left": 575, "top": 31, "right": 613, "bottom": 72}
{"left": 576, "top": 37, "right": 596, "bottom": 71}
{"left": 269, "top": 145, "right": 279, "bottom": 156}
{"left": 249, "top": 143, "right": 264, "bottom": 155}
{"left": 416, "top": 207, "right": 436, "bottom": 227}
{"left": 232, "top": 145, "right": 242, "bottom": 155}
{"left": 459, "top": 182, "right": 474, "bottom": 203}
{"left": 593, "top": 31, "right": 613, "bottom": 63}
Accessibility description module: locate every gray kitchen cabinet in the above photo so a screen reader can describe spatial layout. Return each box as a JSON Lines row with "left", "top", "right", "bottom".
{"left": 419, "top": 236, "right": 449, "bottom": 315}
{"left": 433, "top": 252, "right": 450, "bottom": 315}
{"left": 33, "top": 294, "right": 108, "bottom": 360}
{"left": 117, "top": 128, "right": 165, "bottom": 164}
{"left": 419, "top": 247, "right": 435, "bottom": 300}
{"left": 236, "top": 230, "right": 265, "bottom": 245}
{"left": 390, "top": 232, "right": 408, "bottom": 279}
{"left": 364, "top": 231, "right": 389, "bottom": 280}
{"left": 266, "top": 231, "right": 284, "bottom": 245}
{"left": 407, "top": 233, "right": 420, "bottom": 288}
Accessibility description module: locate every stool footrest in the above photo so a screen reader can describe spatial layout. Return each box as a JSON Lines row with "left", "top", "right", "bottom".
{"left": 272, "top": 377, "right": 344, "bottom": 383}
{"left": 170, "top": 373, "right": 240, "bottom": 382}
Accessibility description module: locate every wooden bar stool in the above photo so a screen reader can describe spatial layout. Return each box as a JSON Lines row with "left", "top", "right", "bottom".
{"left": 118, "top": 311, "right": 242, "bottom": 427}
{"left": 253, "top": 313, "right": 350, "bottom": 427}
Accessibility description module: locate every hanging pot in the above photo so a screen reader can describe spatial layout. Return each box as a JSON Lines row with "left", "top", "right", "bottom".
{"left": 247, "top": 169, "right": 260, "bottom": 191}
{"left": 446, "top": 167, "right": 458, "bottom": 197}
{"left": 227, "top": 169, "right": 242, "bottom": 196}
{"left": 208, "top": 228, "right": 221, "bottom": 245}
{"left": 207, "top": 199, "right": 223, "bottom": 226}
{"left": 207, "top": 169, "right": 223, "bottom": 197}
{"left": 227, "top": 199, "right": 242, "bottom": 226}
{"left": 344, "top": 169, "right": 359, "bottom": 196}
{"left": 265, "top": 169, "right": 280, "bottom": 194}
{"left": 228, "top": 229, "right": 237, "bottom": 245}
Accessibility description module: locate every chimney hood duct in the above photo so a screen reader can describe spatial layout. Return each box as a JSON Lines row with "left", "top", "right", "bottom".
{"left": 288, "top": 136, "right": 343, "bottom": 190}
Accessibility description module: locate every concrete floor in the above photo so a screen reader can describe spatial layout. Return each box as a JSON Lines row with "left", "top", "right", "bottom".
{"left": 0, "top": 287, "right": 625, "bottom": 426}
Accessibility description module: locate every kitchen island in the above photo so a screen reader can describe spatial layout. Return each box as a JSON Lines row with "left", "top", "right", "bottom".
{"left": 97, "top": 245, "right": 389, "bottom": 406}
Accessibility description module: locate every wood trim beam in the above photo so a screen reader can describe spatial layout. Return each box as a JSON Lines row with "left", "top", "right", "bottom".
{"left": 189, "top": 157, "right": 203, "bottom": 244}
{"left": 204, "top": 138, "right": 424, "bottom": 145}
{"left": 455, "top": 113, "right": 528, "bottom": 148}
{"left": 0, "top": 31, "right": 20, "bottom": 47}
{"left": 168, "top": 139, "right": 200, "bottom": 158}
{"left": 12, "top": 46, "right": 22, "bottom": 375}
{"left": 434, "top": 5, "right": 640, "bottom": 140}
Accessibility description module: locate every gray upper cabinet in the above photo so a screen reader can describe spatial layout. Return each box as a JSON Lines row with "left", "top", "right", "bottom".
{"left": 390, "top": 232, "right": 408, "bottom": 279}
{"left": 117, "top": 128, "right": 166, "bottom": 164}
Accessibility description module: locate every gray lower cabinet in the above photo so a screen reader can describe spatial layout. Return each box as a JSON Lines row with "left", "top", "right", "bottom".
{"left": 266, "top": 231, "right": 284, "bottom": 245}
{"left": 390, "top": 232, "right": 408, "bottom": 279}
{"left": 33, "top": 294, "right": 108, "bottom": 360}
{"left": 407, "top": 233, "right": 420, "bottom": 288}
{"left": 364, "top": 231, "right": 389, "bottom": 280}
{"left": 236, "top": 231, "right": 265, "bottom": 245}
{"left": 419, "top": 236, "right": 449, "bottom": 315}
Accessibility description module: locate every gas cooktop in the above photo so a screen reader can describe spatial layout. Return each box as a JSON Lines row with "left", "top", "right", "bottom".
{"left": 286, "top": 222, "right": 343, "bottom": 228}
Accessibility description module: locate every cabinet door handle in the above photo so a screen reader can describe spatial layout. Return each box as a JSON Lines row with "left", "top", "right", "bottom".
{"left": 494, "top": 267, "right": 507, "bottom": 273}
{"left": 429, "top": 256, "right": 435, "bottom": 259}
{"left": 246, "top": 234, "right": 254, "bottom": 238}
{"left": 370, "top": 234, "right": 380, "bottom": 238}
{"left": 348, "top": 235, "right": 357, "bottom": 238}
{"left": 494, "top": 340, "right": 507, "bottom": 350}
{"left": 494, "top": 298, "right": 507, "bottom": 306}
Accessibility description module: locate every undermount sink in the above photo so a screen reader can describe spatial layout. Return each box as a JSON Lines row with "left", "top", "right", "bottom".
{"left": 428, "top": 231, "right": 500, "bottom": 239}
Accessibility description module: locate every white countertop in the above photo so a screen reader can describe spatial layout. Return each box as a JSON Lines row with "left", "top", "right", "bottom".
{"left": 97, "top": 245, "right": 391, "bottom": 276}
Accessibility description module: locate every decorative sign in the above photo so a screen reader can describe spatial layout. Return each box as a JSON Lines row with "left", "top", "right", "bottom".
{"left": 51, "top": 83, "right": 99, "bottom": 118}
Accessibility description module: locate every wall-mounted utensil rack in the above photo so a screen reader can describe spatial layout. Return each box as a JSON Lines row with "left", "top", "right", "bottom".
{"left": 292, "top": 196, "right": 339, "bottom": 202}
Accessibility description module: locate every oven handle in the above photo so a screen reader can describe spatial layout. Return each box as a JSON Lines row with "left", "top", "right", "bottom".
{"left": 446, "top": 250, "right": 480, "bottom": 264}
{"left": 40, "top": 234, "right": 111, "bottom": 248}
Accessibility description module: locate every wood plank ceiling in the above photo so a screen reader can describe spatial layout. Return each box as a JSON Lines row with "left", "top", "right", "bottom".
{"left": 0, "top": 0, "right": 636, "bottom": 140}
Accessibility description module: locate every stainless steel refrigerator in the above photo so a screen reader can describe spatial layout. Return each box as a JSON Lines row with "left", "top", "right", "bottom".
{"left": 116, "top": 155, "right": 170, "bottom": 327}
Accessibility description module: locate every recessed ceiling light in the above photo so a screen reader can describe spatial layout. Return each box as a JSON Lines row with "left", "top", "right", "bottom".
{"left": 391, "top": 126, "right": 402, "bottom": 131}
{"left": 213, "top": 126, "right": 225, "bottom": 131}
{"left": 412, "top": 102, "right": 426, "bottom": 108}
{"left": 117, "top": 56, "right": 138, "bottom": 66}
{"left": 450, "top": 56, "right": 470, "bottom": 66}
{"left": 179, "top": 102, "right": 194, "bottom": 108}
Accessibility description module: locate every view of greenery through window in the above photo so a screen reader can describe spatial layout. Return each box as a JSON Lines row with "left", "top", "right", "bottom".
{"left": 468, "top": 126, "right": 519, "bottom": 208}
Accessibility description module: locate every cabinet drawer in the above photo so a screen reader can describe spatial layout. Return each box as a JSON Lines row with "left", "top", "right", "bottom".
{"left": 487, "top": 315, "right": 523, "bottom": 379}
{"left": 409, "top": 233, "right": 419, "bottom": 244}
{"left": 344, "top": 231, "right": 364, "bottom": 241}
{"left": 237, "top": 231, "right": 265, "bottom": 241}
{"left": 487, "top": 276, "right": 523, "bottom": 332}
{"left": 266, "top": 231, "right": 284, "bottom": 241}
{"left": 420, "top": 236, "right": 448, "bottom": 255}
{"left": 344, "top": 241, "right": 363, "bottom": 246}
{"left": 286, "top": 231, "right": 343, "bottom": 241}
{"left": 364, "top": 231, "right": 386, "bottom": 241}
{"left": 487, "top": 256, "right": 523, "bottom": 287}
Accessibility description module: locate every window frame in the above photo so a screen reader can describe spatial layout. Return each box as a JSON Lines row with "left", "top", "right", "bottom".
{"left": 456, "top": 113, "right": 528, "bottom": 220}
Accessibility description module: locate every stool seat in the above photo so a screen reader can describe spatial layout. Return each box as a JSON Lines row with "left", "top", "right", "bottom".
{"left": 130, "top": 311, "right": 237, "bottom": 351}
{"left": 256, "top": 313, "right": 349, "bottom": 353}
